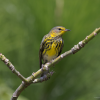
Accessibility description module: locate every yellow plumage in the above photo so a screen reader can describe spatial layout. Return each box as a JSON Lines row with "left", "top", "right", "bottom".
{"left": 39, "top": 26, "right": 70, "bottom": 77}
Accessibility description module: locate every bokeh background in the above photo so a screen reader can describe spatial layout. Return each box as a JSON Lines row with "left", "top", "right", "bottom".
{"left": 0, "top": 0, "right": 100, "bottom": 100}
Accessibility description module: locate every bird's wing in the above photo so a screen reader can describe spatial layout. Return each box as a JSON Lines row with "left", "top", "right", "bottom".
{"left": 58, "top": 38, "right": 64, "bottom": 56}
{"left": 39, "top": 36, "right": 46, "bottom": 68}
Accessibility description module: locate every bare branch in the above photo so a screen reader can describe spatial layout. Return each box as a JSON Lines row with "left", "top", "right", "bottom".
{"left": 33, "top": 71, "right": 54, "bottom": 83}
{"left": 0, "top": 53, "right": 28, "bottom": 83}
{"left": 0, "top": 27, "right": 100, "bottom": 100}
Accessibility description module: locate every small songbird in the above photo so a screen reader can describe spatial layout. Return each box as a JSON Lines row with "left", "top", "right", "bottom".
{"left": 39, "top": 26, "right": 70, "bottom": 77}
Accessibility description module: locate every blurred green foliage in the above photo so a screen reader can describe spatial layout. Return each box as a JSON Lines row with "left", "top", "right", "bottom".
{"left": 0, "top": 0, "right": 100, "bottom": 100}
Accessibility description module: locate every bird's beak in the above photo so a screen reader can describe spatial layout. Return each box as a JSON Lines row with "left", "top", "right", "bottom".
{"left": 65, "top": 29, "right": 70, "bottom": 31}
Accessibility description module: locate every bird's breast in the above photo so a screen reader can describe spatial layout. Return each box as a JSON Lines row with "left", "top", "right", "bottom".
{"left": 43, "top": 39, "right": 62, "bottom": 62}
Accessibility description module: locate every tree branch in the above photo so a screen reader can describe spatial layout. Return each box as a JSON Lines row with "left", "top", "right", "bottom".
{"left": 0, "top": 53, "right": 28, "bottom": 83}
{"left": 32, "top": 71, "right": 54, "bottom": 83}
{"left": 0, "top": 27, "right": 100, "bottom": 100}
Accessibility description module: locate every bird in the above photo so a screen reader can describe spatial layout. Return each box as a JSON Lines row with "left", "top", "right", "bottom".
{"left": 39, "top": 26, "right": 70, "bottom": 78}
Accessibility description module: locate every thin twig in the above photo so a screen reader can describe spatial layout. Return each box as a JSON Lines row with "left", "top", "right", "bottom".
{"left": 0, "top": 53, "right": 28, "bottom": 83}
{"left": 33, "top": 71, "right": 54, "bottom": 83}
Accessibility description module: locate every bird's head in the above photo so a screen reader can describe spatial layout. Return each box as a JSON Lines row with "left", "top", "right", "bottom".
{"left": 49, "top": 26, "right": 70, "bottom": 37}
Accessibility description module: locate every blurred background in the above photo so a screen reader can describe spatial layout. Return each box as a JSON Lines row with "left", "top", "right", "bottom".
{"left": 0, "top": 0, "right": 100, "bottom": 100}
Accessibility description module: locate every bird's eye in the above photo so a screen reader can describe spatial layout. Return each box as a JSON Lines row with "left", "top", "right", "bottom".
{"left": 58, "top": 28, "right": 62, "bottom": 30}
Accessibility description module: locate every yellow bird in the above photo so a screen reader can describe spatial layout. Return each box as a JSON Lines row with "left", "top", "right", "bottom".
{"left": 39, "top": 26, "right": 70, "bottom": 77}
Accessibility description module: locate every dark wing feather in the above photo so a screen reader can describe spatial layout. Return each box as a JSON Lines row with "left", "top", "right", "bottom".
{"left": 39, "top": 49, "right": 42, "bottom": 68}
{"left": 39, "top": 36, "right": 46, "bottom": 68}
